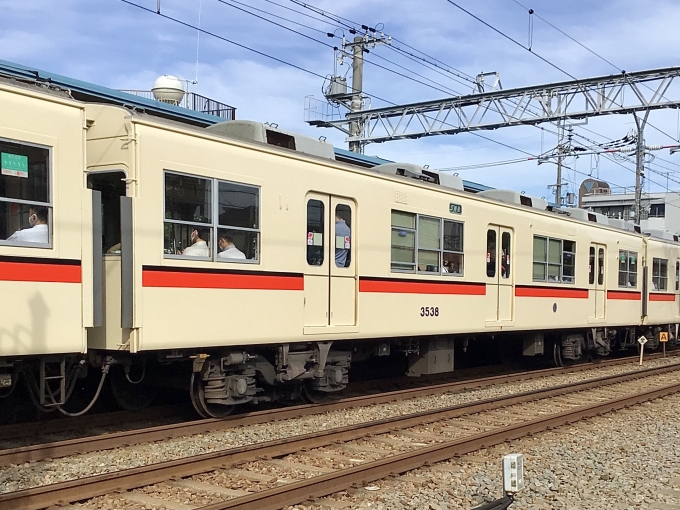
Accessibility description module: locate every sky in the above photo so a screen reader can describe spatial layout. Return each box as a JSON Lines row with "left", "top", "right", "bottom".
{"left": 3, "top": 0, "right": 680, "bottom": 201}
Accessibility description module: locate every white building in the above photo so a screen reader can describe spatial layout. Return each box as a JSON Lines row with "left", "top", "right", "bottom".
{"left": 580, "top": 183, "right": 680, "bottom": 234}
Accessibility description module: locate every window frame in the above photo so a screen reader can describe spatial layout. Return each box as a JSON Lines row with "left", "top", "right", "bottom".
{"left": 0, "top": 137, "right": 53, "bottom": 249}
{"left": 618, "top": 250, "right": 638, "bottom": 289}
{"left": 652, "top": 257, "right": 668, "bottom": 291}
{"left": 163, "top": 170, "right": 260, "bottom": 264}
{"left": 390, "top": 209, "right": 464, "bottom": 276}
{"left": 532, "top": 235, "right": 576, "bottom": 285}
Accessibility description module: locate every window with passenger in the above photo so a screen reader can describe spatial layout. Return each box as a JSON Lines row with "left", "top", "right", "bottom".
{"left": 163, "top": 171, "right": 259, "bottom": 262}
{"left": 652, "top": 257, "right": 668, "bottom": 290}
{"left": 618, "top": 250, "right": 638, "bottom": 288}
{"left": 0, "top": 139, "right": 51, "bottom": 247}
{"left": 390, "top": 210, "right": 464, "bottom": 275}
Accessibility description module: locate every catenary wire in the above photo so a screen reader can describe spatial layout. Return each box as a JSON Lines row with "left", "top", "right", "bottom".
{"left": 119, "top": 0, "right": 539, "bottom": 160}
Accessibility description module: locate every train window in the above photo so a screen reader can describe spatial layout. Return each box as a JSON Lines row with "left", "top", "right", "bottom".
{"left": 676, "top": 261, "right": 679, "bottom": 291}
{"left": 164, "top": 173, "right": 212, "bottom": 258}
{"left": 562, "top": 241, "right": 575, "bottom": 284}
{"left": 334, "top": 204, "right": 351, "bottom": 268}
{"left": 589, "top": 247, "right": 595, "bottom": 284}
{"left": 0, "top": 139, "right": 52, "bottom": 247}
{"left": 443, "top": 220, "right": 464, "bottom": 276}
{"left": 533, "top": 236, "right": 575, "bottom": 284}
{"left": 486, "top": 229, "right": 496, "bottom": 277}
{"left": 618, "top": 250, "right": 638, "bottom": 288}
{"left": 533, "top": 236, "right": 547, "bottom": 281}
{"left": 597, "top": 248, "right": 605, "bottom": 285}
{"left": 501, "top": 232, "right": 511, "bottom": 279}
{"left": 391, "top": 212, "right": 464, "bottom": 276}
{"left": 418, "top": 216, "right": 441, "bottom": 273}
{"left": 217, "top": 181, "right": 260, "bottom": 261}
{"left": 391, "top": 210, "right": 416, "bottom": 272}
{"left": 307, "top": 200, "right": 325, "bottom": 266}
{"left": 652, "top": 257, "right": 668, "bottom": 291}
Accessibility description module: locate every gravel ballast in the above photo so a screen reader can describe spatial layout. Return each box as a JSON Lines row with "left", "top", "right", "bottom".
{"left": 295, "top": 392, "right": 680, "bottom": 510}
{"left": 1, "top": 357, "right": 679, "bottom": 496}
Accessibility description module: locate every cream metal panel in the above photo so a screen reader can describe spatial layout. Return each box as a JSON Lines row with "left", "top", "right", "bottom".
{"left": 485, "top": 225, "right": 514, "bottom": 325}
{"left": 645, "top": 238, "right": 678, "bottom": 325}
{"left": 304, "top": 193, "right": 330, "bottom": 329}
{"left": 79, "top": 105, "right": 680, "bottom": 352}
{"left": 330, "top": 196, "right": 356, "bottom": 326}
{"left": 87, "top": 256, "right": 132, "bottom": 350}
{"left": 330, "top": 277, "right": 356, "bottom": 326}
{"left": 0, "top": 84, "right": 87, "bottom": 357}
{"left": 588, "top": 243, "right": 607, "bottom": 322}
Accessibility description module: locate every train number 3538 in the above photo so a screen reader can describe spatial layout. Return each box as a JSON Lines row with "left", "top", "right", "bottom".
{"left": 420, "top": 306, "right": 439, "bottom": 317}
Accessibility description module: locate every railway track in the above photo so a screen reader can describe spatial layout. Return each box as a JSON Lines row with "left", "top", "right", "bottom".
{"left": 1, "top": 353, "right": 674, "bottom": 467}
{"left": 2, "top": 361, "right": 679, "bottom": 510}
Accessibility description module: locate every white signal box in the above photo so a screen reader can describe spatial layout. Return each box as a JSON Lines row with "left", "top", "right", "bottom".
{"left": 503, "top": 453, "right": 524, "bottom": 494}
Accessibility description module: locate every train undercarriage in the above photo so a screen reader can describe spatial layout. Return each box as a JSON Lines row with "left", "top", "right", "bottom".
{"left": 1, "top": 324, "right": 678, "bottom": 420}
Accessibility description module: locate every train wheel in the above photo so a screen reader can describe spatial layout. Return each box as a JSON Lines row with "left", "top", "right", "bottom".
{"left": 553, "top": 342, "right": 564, "bottom": 367}
{"left": 110, "top": 365, "right": 157, "bottom": 412}
{"left": 301, "top": 383, "right": 333, "bottom": 404}
{"left": 189, "top": 373, "right": 234, "bottom": 419}
{"left": 189, "top": 373, "right": 209, "bottom": 418}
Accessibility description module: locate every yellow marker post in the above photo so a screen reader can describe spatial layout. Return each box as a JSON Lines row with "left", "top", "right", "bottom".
{"left": 660, "top": 331, "right": 669, "bottom": 358}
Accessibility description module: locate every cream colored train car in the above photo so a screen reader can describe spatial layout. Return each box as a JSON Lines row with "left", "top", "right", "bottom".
{"left": 0, "top": 77, "right": 96, "bottom": 410}
{"left": 2, "top": 79, "right": 679, "bottom": 418}
{"left": 81, "top": 102, "right": 680, "bottom": 416}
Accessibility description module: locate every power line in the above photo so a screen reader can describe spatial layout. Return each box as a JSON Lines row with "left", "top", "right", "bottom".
{"left": 445, "top": 0, "right": 680, "bottom": 144}
{"left": 119, "top": 0, "right": 538, "bottom": 160}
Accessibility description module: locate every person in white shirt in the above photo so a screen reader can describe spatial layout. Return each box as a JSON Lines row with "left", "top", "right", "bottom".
{"left": 217, "top": 232, "right": 246, "bottom": 260}
{"left": 181, "top": 227, "right": 210, "bottom": 257}
{"left": 7, "top": 206, "right": 49, "bottom": 244}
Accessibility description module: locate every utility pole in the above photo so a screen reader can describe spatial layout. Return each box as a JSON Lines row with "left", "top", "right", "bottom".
{"left": 312, "top": 32, "right": 391, "bottom": 154}
{"left": 634, "top": 110, "right": 651, "bottom": 225}
{"left": 554, "top": 121, "right": 564, "bottom": 206}
{"left": 349, "top": 36, "right": 364, "bottom": 154}
{"left": 553, "top": 123, "right": 573, "bottom": 206}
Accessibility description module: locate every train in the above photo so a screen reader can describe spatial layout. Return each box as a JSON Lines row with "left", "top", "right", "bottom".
{"left": 0, "top": 73, "right": 678, "bottom": 419}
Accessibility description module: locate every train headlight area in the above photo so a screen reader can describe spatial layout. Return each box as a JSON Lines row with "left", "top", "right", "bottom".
{"left": 1, "top": 69, "right": 680, "bottom": 421}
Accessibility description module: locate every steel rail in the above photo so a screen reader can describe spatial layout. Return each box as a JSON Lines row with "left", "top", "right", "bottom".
{"left": 0, "top": 354, "right": 673, "bottom": 466}
{"left": 0, "top": 354, "right": 675, "bottom": 467}
{"left": 0, "top": 404, "right": 189, "bottom": 443}
{"left": 201, "top": 381, "right": 680, "bottom": 510}
{"left": 1, "top": 363, "right": 677, "bottom": 510}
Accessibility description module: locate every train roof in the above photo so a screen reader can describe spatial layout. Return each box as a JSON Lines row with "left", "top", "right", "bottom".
{"left": 0, "top": 58, "right": 491, "bottom": 193}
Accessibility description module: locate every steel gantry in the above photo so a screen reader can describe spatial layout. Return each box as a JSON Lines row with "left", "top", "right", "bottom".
{"left": 307, "top": 67, "right": 680, "bottom": 147}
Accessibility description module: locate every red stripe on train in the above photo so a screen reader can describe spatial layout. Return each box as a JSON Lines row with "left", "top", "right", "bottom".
{"left": 607, "top": 290, "right": 641, "bottom": 301}
{"left": 359, "top": 279, "right": 486, "bottom": 295}
{"left": 515, "top": 286, "right": 588, "bottom": 299}
{"left": 649, "top": 293, "right": 676, "bottom": 302}
{"left": 0, "top": 261, "right": 81, "bottom": 283}
{"left": 142, "top": 270, "right": 304, "bottom": 290}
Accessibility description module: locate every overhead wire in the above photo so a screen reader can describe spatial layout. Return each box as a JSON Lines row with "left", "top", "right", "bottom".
{"left": 508, "top": 0, "right": 680, "bottom": 143}
{"left": 119, "top": 0, "right": 538, "bottom": 160}
{"left": 283, "top": 0, "right": 676, "bottom": 191}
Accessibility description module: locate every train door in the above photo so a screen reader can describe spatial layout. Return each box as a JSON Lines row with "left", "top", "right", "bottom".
{"left": 485, "top": 225, "right": 515, "bottom": 323}
{"left": 86, "top": 171, "right": 131, "bottom": 347}
{"left": 589, "top": 243, "right": 606, "bottom": 320}
{"left": 303, "top": 193, "right": 357, "bottom": 331}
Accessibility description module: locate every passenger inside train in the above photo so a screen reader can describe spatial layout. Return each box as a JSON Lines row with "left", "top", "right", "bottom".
{"left": 217, "top": 231, "right": 246, "bottom": 259}
{"left": 0, "top": 141, "right": 51, "bottom": 245}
